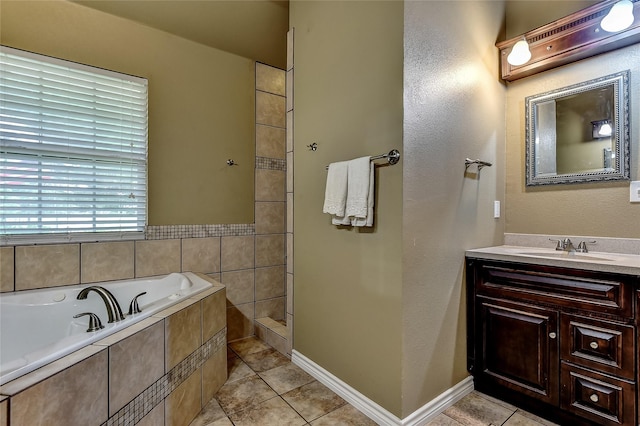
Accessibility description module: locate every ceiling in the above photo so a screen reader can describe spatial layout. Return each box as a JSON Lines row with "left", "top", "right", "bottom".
{"left": 71, "top": 0, "right": 289, "bottom": 69}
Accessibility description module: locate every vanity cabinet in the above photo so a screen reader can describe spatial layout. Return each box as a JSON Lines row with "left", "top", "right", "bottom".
{"left": 467, "top": 259, "right": 639, "bottom": 426}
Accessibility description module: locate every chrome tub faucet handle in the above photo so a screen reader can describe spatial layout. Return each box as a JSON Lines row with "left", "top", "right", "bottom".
{"left": 73, "top": 312, "right": 104, "bottom": 332}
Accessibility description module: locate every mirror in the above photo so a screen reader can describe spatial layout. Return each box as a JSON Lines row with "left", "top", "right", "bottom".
{"left": 525, "top": 70, "right": 630, "bottom": 186}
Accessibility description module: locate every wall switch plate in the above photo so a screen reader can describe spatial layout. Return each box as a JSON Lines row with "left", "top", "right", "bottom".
{"left": 631, "top": 181, "right": 640, "bottom": 203}
{"left": 494, "top": 200, "right": 501, "bottom": 218}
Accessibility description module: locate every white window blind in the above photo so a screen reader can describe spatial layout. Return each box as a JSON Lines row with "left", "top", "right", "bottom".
{"left": 0, "top": 46, "right": 148, "bottom": 244}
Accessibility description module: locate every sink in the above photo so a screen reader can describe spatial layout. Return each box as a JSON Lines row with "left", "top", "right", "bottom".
{"left": 516, "top": 251, "right": 615, "bottom": 262}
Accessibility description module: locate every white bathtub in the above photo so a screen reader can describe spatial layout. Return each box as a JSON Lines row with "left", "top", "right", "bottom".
{"left": 0, "top": 272, "right": 213, "bottom": 385}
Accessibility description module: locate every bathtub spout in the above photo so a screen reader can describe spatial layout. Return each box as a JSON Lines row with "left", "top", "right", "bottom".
{"left": 77, "top": 286, "right": 125, "bottom": 323}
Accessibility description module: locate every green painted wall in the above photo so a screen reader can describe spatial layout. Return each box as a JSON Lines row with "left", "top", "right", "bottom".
{"left": 1, "top": 0, "right": 256, "bottom": 225}
{"left": 290, "top": 0, "right": 405, "bottom": 417}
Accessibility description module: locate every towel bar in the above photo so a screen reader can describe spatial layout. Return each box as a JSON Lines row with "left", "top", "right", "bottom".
{"left": 325, "top": 149, "right": 401, "bottom": 170}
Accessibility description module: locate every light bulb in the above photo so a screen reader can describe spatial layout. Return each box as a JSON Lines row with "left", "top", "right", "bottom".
{"left": 598, "top": 122, "right": 613, "bottom": 136}
{"left": 507, "top": 38, "right": 531, "bottom": 66}
{"left": 601, "top": 0, "right": 635, "bottom": 32}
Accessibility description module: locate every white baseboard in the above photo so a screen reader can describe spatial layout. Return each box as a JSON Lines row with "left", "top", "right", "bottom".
{"left": 292, "top": 350, "right": 474, "bottom": 426}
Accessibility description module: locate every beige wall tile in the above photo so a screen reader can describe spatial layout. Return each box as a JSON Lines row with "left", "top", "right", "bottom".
{"left": 227, "top": 302, "right": 254, "bottom": 341}
{"left": 286, "top": 111, "right": 294, "bottom": 153}
{"left": 256, "top": 297, "right": 285, "bottom": 320}
{"left": 81, "top": 241, "right": 134, "bottom": 284}
{"left": 137, "top": 401, "right": 164, "bottom": 426}
{"left": 256, "top": 125, "right": 285, "bottom": 159}
{"left": 220, "top": 235, "right": 254, "bottom": 272}
{"left": 256, "top": 63, "right": 285, "bottom": 96}
{"left": 255, "top": 202, "right": 285, "bottom": 235}
{"left": 135, "top": 239, "right": 181, "bottom": 278}
{"left": 202, "top": 290, "right": 227, "bottom": 342}
{"left": 166, "top": 303, "right": 201, "bottom": 370}
{"left": 287, "top": 233, "right": 294, "bottom": 274}
{"left": 287, "top": 313, "right": 293, "bottom": 338}
{"left": 15, "top": 244, "right": 79, "bottom": 290}
{"left": 286, "top": 151, "right": 294, "bottom": 193}
{"left": 266, "top": 329, "right": 289, "bottom": 356}
{"left": 256, "top": 235, "right": 285, "bottom": 268}
{"left": 255, "top": 169, "right": 285, "bottom": 202}
{"left": 287, "top": 29, "right": 294, "bottom": 71}
{"left": 255, "top": 266, "right": 285, "bottom": 301}
{"left": 165, "top": 369, "right": 202, "bottom": 426}
{"left": 256, "top": 91, "right": 285, "bottom": 128}
{"left": 286, "top": 193, "right": 294, "bottom": 233}
{"left": 287, "top": 273, "right": 294, "bottom": 315}
{"left": 202, "top": 346, "right": 227, "bottom": 404}
{"left": 109, "top": 321, "right": 165, "bottom": 416}
{"left": 221, "top": 270, "right": 254, "bottom": 306}
{"left": 0, "top": 247, "right": 14, "bottom": 292}
{"left": 9, "top": 349, "right": 108, "bottom": 426}
{"left": 182, "top": 237, "right": 221, "bottom": 274}
{"left": 286, "top": 69, "right": 293, "bottom": 112}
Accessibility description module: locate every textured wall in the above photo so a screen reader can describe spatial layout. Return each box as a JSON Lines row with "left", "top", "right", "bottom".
{"left": 1, "top": 0, "right": 255, "bottom": 225}
{"left": 505, "top": 46, "right": 640, "bottom": 238}
{"left": 402, "top": 0, "right": 506, "bottom": 416}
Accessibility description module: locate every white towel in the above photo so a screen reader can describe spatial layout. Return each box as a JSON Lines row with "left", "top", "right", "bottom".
{"left": 323, "top": 161, "right": 349, "bottom": 217}
{"left": 350, "top": 160, "right": 374, "bottom": 227}
{"left": 325, "top": 156, "right": 375, "bottom": 227}
{"left": 345, "top": 156, "right": 371, "bottom": 219}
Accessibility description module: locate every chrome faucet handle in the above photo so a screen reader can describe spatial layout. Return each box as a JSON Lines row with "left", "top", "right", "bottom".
{"left": 549, "top": 238, "right": 564, "bottom": 251}
{"left": 562, "top": 238, "right": 576, "bottom": 252}
{"left": 128, "top": 292, "right": 147, "bottom": 315}
{"left": 576, "top": 240, "right": 597, "bottom": 253}
{"left": 73, "top": 312, "right": 104, "bottom": 332}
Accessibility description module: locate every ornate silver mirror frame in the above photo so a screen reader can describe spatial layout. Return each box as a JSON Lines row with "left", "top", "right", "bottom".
{"left": 525, "top": 70, "right": 630, "bottom": 186}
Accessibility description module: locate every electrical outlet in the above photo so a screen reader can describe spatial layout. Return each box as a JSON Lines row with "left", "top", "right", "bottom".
{"left": 494, "top": 200, "right": 501, "bottom": 218}
{"left": 631, "top": 181, "right": 640, "bottom": 203}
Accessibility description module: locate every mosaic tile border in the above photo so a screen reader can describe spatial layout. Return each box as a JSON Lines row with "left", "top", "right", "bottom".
{"left": 256, "top": 156, "right": 286, "bottom": 171}
{"left": 103, "top": 327, "right": 227, "bottom": 426}
{"left": 146, "top": 224, "right": 255, "bottom": 240}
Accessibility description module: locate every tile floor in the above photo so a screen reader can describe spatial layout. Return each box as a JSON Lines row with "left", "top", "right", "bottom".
{"left": 190, "top": 337, "right": 558, "bottom": 426}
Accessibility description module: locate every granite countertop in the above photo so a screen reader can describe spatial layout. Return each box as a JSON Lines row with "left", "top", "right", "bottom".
{"left": 466, "top": 245, "right": 640, "bottom": 275}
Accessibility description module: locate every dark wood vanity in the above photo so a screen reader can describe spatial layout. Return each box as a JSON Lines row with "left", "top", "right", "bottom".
{"left": 466, "top": 257, "right": 640, "bottom": 426}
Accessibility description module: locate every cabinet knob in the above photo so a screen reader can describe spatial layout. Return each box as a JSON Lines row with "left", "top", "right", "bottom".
{"left": 589, "top": 341, "right": 599, "bottom": 349}
{"left": 549, "top": 332, "right": 557, "bottom": 339}
{"left": 590, "top": 394, "right": 599, "bottom": 403}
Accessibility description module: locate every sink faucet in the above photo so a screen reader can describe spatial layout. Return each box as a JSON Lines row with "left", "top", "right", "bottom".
{"left": 77, "top": 286, "right": 125, "bottom": 323}
{"left": 551, "top": 238, "right": 576, "bottom": 253}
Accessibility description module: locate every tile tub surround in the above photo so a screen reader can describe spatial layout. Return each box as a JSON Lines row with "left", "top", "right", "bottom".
{"left": 0, "top": 274, "right": 227, "bottom": 426}
{"left": 0, "top": 229, "right": 283, "bottom": 346}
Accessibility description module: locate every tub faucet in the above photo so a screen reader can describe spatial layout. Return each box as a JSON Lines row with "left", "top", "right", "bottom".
{"left": 77, "top": 286, "right": 125, "bottom": 323}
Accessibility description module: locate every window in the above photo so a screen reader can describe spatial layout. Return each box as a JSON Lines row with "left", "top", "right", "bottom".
{"left": 0, "top": 46, "right": 148, "bottom": 244}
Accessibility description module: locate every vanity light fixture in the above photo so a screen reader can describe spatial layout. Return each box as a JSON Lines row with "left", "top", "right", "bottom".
{"left": 506, "top": 37, "right": 531, "bottom": 66}
{"left": 601, "top": 0, "right": 635, "bottom": 32}
{"left": 496, "top": 0, "right": 640, "bottom": 81}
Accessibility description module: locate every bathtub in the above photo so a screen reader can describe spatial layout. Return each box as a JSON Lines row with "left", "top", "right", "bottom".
{"left": 0, "top": 272, "right": 213, "bottom": 385}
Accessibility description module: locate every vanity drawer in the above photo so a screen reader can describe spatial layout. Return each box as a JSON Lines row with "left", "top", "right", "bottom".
{"left": 561, "top": 363, "right": 635, "bottom": 426}
{"left": 474, "top": 262, "right": 633, "bottom": 318}
{"left": 561, "top": 314, "right": 635, "bottom": 380}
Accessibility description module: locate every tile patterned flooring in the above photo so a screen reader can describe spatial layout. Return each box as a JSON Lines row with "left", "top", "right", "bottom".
{"left": 190, "top": 337, "right": 558, "bottom": 426}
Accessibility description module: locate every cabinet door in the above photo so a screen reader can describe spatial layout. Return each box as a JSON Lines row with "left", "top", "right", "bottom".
{"left": 477, "top": 298, "right": 559, "bottom": 405}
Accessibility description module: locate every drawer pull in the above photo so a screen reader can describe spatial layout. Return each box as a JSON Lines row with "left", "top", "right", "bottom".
{"left": 589, "top": 394, "right": 599, "bottom": 403}
{"left": 589, "top": 341, "right": 599, "bottom": 349}
{"left": 549, "top": 332, "right": 557, "bottom": 339}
